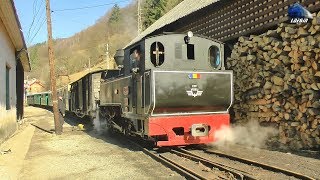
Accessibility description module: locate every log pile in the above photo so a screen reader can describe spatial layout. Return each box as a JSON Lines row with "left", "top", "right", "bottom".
{"left": 227, "top": 12, "right": 320, "bottom": 149}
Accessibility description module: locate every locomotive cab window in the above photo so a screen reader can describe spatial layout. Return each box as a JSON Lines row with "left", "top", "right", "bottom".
{"left": 129, "top": 46, "right": 141, "bottom": 70}
{"left": 209, "top": 45, "right": 220, "bottom": 69}
{"left": 187, "top": 44, "right": 195, "bottom": 60}
{"left": 150, "top": 42, "right": 164, "bottom": 67}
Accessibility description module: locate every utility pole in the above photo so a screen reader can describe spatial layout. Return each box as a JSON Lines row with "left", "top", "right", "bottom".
{"left": 106, "top": 43, "right": 109, "bottom": 69}
{"left": 137, "top": 0, "right": 142, "bottom": 34}
{"left": 88, "top": 57, "right": 91, "bottom": 72}
{"left": 46, "top": 0, "right": 62, "bottom": 134}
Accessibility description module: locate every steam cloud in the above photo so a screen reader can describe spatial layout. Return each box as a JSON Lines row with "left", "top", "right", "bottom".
{"left": 213, "top": 121, "right": 278, "bottom": 148}
{"left": 92, "top": 106, "right": 106, "bottom": 134}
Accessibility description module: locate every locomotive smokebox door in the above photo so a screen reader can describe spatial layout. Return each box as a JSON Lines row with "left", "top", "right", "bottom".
{"left": 191, "top": 124, "right": 209, "bottom": 137}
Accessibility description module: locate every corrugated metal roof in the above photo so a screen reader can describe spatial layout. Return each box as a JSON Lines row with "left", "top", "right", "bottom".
{"left": 125, "top": 0, "right": 220, "bottom": 48}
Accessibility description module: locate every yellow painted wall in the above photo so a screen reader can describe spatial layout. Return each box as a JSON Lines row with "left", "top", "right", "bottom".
{"left": 29, "top": 83, "right": 45, "bottom": 93}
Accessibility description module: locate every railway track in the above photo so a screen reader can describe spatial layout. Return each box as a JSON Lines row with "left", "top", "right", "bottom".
{"left": 179, "top": 146, "right": 316, "bottom": 180}
{"left": 141, "top": 147, "right": 250, "bottom": 179}
{"left": 126, "top": 138, "right": 315, "bottom": 180}
{"left": 126, "top": 138, "right": 246, "bottom": 179}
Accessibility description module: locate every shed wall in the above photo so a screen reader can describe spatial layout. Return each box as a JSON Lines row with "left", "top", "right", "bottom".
{"left": 0, "top": 17, "right": 18, "bottom": 143}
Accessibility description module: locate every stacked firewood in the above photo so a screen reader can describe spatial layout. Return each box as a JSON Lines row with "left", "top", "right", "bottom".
{"left": 227, "top": 12, "right": 320, "bottom": 149}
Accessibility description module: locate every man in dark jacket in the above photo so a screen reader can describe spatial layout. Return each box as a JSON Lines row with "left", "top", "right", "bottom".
{"left": 58, "top": 95, "right": 65, "bottom": 127}
{"left": 130, "top": 49, "right": 141, "bottom": 72}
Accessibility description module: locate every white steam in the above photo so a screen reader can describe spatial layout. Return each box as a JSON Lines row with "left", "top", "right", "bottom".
{"left": 213, "top": 121, "right": 278, "bottom": 148}
{"left": 93, "top": 105, "right": 106, "bottom": 134}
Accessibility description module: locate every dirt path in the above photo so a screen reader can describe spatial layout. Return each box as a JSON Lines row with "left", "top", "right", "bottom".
{"left": 0, "top": 125, "right": 35, "bottom": 179}
{"left": 0, "top": 106, "right": 48, "bottom": 179}
{"left": 1, "top": 107, "right": 182, "bottom": 179}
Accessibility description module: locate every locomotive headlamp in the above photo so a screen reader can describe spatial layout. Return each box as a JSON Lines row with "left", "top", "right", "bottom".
{"left": 184, "top": 31, "right": 193, "bottom": 44}
{"left": 187, "top": 31, "right": 193, "bottom": 38}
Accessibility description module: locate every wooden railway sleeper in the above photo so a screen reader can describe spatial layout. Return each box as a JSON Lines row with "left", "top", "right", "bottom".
{"left": 204, "top": 149, "right": 316, "bottom": 180}
{"left": 171, "top": 149, "right": 257, "bottom": 180}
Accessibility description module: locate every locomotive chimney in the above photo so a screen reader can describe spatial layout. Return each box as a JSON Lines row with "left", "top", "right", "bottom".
{"left": 114, "top": 49, "right": 124, "bottom": 69}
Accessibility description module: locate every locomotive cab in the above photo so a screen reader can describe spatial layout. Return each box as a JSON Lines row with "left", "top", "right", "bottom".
{"left": 144, "top": 33, "right": 225, "bottom": 71}
{"left": 123, "top": 32, "right": 225, "bottom": 74}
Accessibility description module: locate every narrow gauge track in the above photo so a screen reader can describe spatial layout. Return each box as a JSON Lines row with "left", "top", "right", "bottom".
{"left": 126, "top": 138, "right": 252, "bottom": 179}
{"left": 126, "top": 137, "right": 315, "bottom": 180}
{"left": 179, "top": 147, "right": 316, "bottom": 180}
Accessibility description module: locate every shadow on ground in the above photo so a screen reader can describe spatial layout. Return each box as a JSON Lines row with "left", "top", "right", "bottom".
{"left": 62, "top": 112, "right": 145, "bottom": 152}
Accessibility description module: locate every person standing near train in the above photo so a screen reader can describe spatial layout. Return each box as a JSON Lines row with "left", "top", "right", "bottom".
{"left": 130, "top": 49, "right": 141, "bottom": 72}
{"left": 58, "top": 95, "right": 65, "bottom": 128}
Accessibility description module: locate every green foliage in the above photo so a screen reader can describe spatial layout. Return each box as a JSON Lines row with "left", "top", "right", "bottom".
{"left": 142, "top": 0, "right": 183, "bottom": 29}
{"left": 143, "top": 0, "right": 167, "bottom": 29}
{"left": 164, "top": 0, "right": 183, "bottom": 12}
{"left": 29, "top": 46, "right": 39, "bottom": 69}
{"left": 108, "top": 4, "right": 121, "bottom": 24}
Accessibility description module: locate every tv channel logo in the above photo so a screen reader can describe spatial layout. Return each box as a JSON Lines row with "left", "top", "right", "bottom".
{"left": 288, "top": 3, "right": 313, "bottom": 24}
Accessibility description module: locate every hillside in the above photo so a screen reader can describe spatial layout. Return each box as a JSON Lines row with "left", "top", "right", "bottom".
{"left": 27, "top": 0, "right": 183, "bottom": 89}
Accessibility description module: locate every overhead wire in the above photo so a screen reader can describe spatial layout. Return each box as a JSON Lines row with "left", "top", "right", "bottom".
{"left": 27, "top": 0, "right": 44, "bottom": 42}
{"left": 52, "top": 0, "right": 130, "bottom": 12}
{"left": 28, "top": 16, "right": 47, "bottom": 45}
{"left": 27, "top": 0, "right": 47, "bottom": 45}
{"left": 27, "top": 0, "right": 131, "bottom": 45}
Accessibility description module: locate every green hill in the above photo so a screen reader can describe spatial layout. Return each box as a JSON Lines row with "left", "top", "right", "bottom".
{"left": 27, "top": 0, "right": 183, "bottom": 89}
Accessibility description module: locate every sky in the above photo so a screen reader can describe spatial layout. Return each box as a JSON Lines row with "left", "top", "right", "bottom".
{"left": 14, "top": 0, "right": 131, "bottom": 47}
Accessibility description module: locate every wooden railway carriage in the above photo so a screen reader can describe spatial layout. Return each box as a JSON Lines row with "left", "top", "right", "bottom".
{"left": 33, "top": 93, "right": 42, "bottom": 105}
{"left": 27, "top": 91, "right": 51, "bottom": 106}
{"left": 26, "top": 94, "right": 35, "bottom": 105}
{"left": 99, "top": 32, "right": 233, "bottom": 146}
{"left": 69, "top": 70, "right": 105, "bottom": 118}
{"left": 40, "top": 92, "right": 49, "bottom": 106}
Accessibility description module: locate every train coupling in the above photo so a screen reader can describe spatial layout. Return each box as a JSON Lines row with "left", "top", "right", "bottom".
{"left": 191, "top": 124, "right": 209, "bottom": 137}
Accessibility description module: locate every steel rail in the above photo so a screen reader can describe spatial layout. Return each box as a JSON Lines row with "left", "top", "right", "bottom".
{"left": 202, "top": 148, "right": 316, "bottom": 180}
{"left": 125, "top": 138, "right": 201, "bottom": 179}
{"left": 171, "top": 149, "right": 251, "bottom": 180}
{"left": 157, "top": 153, "right": 209, "bottom": 180}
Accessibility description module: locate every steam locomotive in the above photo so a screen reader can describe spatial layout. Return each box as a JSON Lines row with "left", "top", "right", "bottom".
{"left": 27, "top": 32, "right": 233, "bottom": 146}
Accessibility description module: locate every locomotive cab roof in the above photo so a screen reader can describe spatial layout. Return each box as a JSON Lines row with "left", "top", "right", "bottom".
{"left": 121, "top": 32, "right": 225, "bottom": 75}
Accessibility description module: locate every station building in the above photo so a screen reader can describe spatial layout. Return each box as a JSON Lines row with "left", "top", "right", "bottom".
{"left": 0, "top": 0, "right": 30, "bottom": 143}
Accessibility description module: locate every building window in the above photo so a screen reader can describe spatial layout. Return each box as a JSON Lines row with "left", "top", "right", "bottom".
{"left": 6, "top": 65, "right": 10, "bottom": 110}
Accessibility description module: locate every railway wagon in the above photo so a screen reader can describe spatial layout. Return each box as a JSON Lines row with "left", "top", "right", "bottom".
{"left": 99, "top": 32, "right": 233, "bottom": 146}
{"left": 33, "top": 93, "right": 42, "bottom": 105}
{"left": 69, "top": 70, "right": 105, "bottom": 118}
{"left": 27, "top": 89, "right": 68, "bottom": 110}
{"left": 27, "top": 91, "right": 51, "bottom": 107}
{"left": 26, "top": 94, "right": 35, "bottom": 105}
{"left": 40, "top": 92, "right": 50, "bottom": 106}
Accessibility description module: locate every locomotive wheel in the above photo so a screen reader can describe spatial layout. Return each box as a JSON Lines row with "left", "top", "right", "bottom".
{"left": 107, "top": 126, "right": 116, "bottom": 135}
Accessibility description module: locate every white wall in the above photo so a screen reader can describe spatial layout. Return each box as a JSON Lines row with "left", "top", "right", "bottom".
{"left": 0, "top": 17, "right": 17, "bottom": 143}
